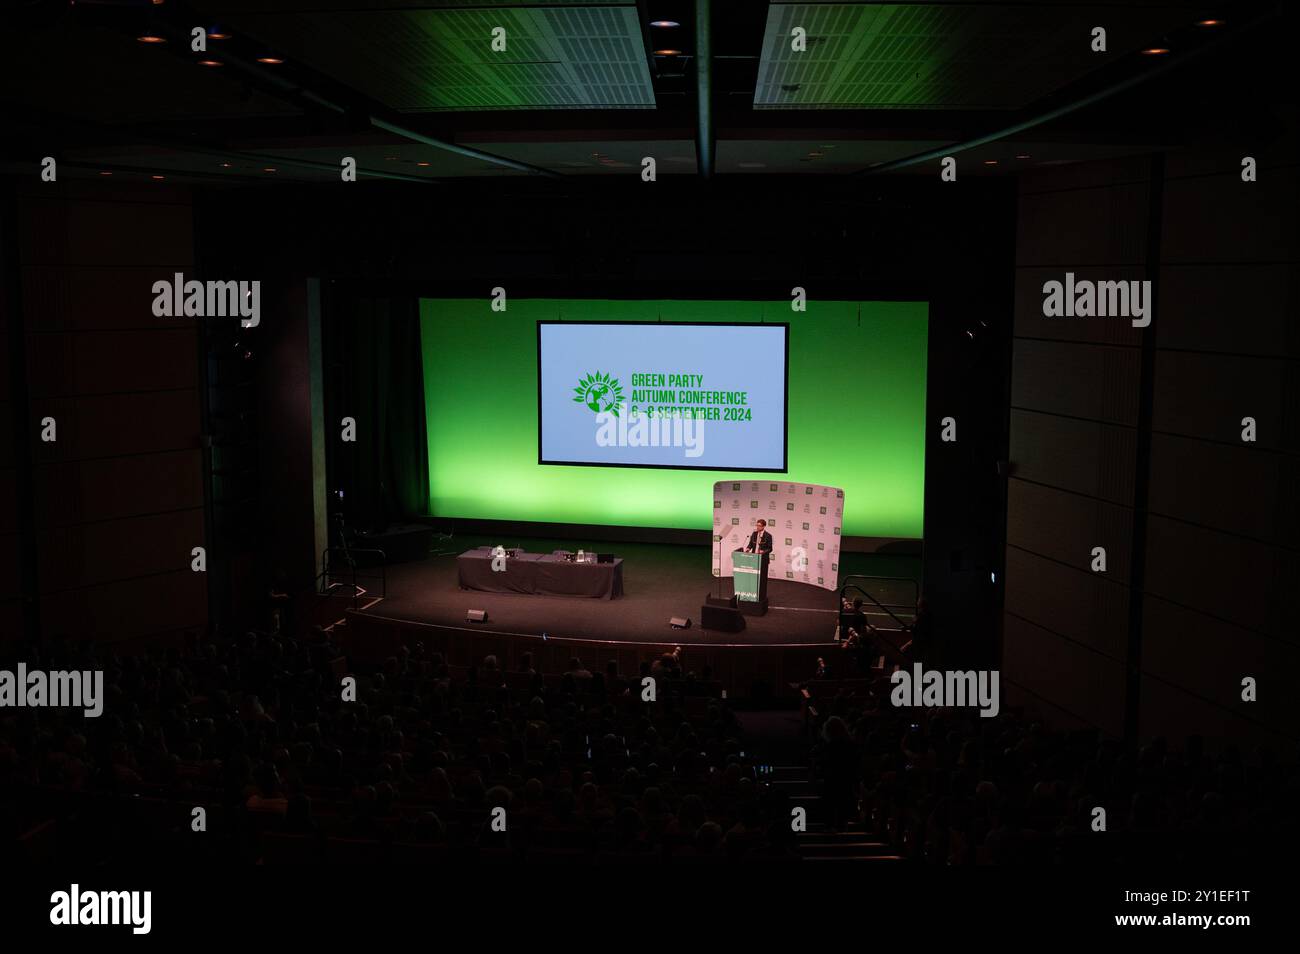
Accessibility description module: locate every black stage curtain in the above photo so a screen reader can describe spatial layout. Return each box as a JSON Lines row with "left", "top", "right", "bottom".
{"left": 326, "top": 293, "right": 429, "bottom": 534}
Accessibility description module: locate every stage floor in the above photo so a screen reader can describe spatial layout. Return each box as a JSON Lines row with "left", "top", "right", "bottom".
{"left": 350, "top": 535, "right": 920, "bottom": 647}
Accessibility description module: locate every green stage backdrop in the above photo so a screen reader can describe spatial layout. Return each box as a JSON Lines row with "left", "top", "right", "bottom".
{"left": 419, "top": 299, "right": 927, "bottom": 538}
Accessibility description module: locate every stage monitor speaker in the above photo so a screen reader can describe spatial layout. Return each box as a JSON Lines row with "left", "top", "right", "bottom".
{"left": 466, "top": 609, "right": 487, "bottom": 623}
{"left": 669, "top": 616, "right": 691, "bottom": 629}
{"left": 700, "top": 603, "right": 745, "bottom": 633}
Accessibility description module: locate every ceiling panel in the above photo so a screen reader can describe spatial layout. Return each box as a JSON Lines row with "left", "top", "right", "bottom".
{"left": 213, "top": 4, "right": 655, "bottom": 111}
{"left": 0, "top": 24, "right": 297, "bottom": 124}
{"left": 754, "top": 3, "right": 1197, "bottom": 110}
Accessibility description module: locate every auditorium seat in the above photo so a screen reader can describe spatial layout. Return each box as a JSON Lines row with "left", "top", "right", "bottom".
{"left": 259, "top": 832, "right": 325, "bottom": 865}
{"left": 9, "top": 622, "right": 1269, "bottom": 867}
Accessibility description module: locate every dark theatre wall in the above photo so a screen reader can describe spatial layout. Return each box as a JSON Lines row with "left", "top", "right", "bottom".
{"left": 197, "top": 180, "right": 1016, "bottom": 658}
{"left": 0, "top": 190, "right": 19, "bottom": 644}
{"left": 4, "top": 177, "right": 1016, "bottom": 649}
{"left": 1003, "top": 141, "right": 1300, "bottom": 749}
{"left": 0, "top": 180, "right": 207, "bottom": 646}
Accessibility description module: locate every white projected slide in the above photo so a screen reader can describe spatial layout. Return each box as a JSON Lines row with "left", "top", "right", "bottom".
{"left": 538, "top": 321, "right": 788, "bottom": 471}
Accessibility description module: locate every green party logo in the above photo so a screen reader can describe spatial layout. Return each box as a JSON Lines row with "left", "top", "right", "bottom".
{"left": 572, "top": 371, "right": 624, "bottom": 416}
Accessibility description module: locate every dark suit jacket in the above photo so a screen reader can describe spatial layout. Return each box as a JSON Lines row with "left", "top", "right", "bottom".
{"left": 746, "top": 530, "right": 773, "bottom": 554}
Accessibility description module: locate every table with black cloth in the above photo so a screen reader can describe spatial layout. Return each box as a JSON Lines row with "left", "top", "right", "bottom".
{"left": 456, "top": 548, "right": 624, "bottom": 599}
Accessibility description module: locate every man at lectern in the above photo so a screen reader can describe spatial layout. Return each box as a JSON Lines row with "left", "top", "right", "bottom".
{"left": 745, "top": 519, "right": 772, "bottom": 555}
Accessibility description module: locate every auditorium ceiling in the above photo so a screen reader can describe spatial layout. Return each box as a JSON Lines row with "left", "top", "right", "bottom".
{"left": 1, "top": 1, "right": 1287, "bottom": 183}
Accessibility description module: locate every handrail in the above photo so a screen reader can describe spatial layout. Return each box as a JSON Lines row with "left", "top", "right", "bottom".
{"left": 319, "top": 546, "right": 388, "bottom": 610}
{"left": 838, "top": 575, "right": 918, "bottom": 632}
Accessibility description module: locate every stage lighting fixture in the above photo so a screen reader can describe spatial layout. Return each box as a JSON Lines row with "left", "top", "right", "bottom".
{"left": 669, "top": 616, "right": 691, "bottom": 629}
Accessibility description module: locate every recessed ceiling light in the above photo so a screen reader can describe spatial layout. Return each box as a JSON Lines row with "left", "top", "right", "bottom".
{"left": 263, "top": 167, "right": 276, "bottom": 173}
{"left": 1015, "top": 154, "right": 1031, "bottom": 160}
{"left": 983, "top": 160, "right": 998, "bottom": 166}
{"left": 416, "top": 161, "right": 431, "bottom": 167}
{"left": 219, "top": 162, "right": 232, "bottom": 168}
{"left": 151, "top": 175, "right": 165, "bottom": 180}
{"left": 209, "top": 31, "right": 231, "bottom": 40}
{"left": 650, "top": 20, "right": 680, "bottom": 28}
{"left": 99, "top": 171, "right": 113, "bottom": 176}
{"left": 198, "top": 60, "right": 223, "bottom": 67}
{"left": 257, "top": 57, "right": 284, "bottom": 64}
{"left": 654, "top": 49, "right": 682, "bottom": 56}
{"left": 1141, "top": 47, "right": 1170, "bottom": 55}
{"left": 1195, "top": 19, "right": 1224, "bottom": 27}
{"left": 137, "top": 35, "right": 166, "bottom": 44}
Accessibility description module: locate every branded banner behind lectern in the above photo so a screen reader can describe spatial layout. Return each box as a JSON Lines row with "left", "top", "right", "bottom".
{"left": 712, "top": 480, "right": 845, "bottom": 592}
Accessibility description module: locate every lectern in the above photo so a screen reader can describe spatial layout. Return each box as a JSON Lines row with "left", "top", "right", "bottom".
{"left": 731, "top": 548, "right": 769, "bottom": 616}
